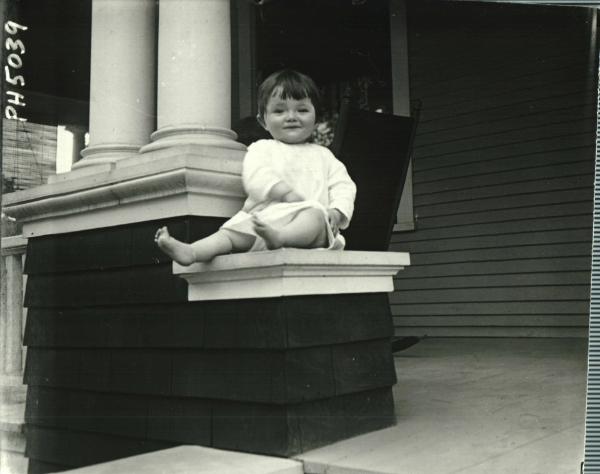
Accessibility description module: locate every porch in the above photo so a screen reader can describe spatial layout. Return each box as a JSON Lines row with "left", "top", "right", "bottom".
{"left": 0, "top": 1, "right": 594, "bottom": 472}
{"left": 0, "top": 235, "right": 588, "bottom": 473}
{"left": 298, "top": 336, "right": 587, "bottom": 474}
{"left": 0, "top": 337, "right": 586, "bottom": 474}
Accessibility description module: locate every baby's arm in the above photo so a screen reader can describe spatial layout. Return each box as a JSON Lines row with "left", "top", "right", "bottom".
{"left": 326, "top": 154, "right": 357, "bottom": 231}
{"left": 327, "top": 208, "right": 345, "bottom": 235}
{"left": 243, "top": 141, "right": 303, "bottom": 203}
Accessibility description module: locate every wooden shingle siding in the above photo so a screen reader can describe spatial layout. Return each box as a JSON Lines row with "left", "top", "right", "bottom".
{"left": 390, "top": 2, "right": 595, "bottom": 337}
{"left": 23, "top": 216, "right": 398, "bottom": 469}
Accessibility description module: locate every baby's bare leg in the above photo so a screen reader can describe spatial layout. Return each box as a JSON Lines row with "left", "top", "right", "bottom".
{"left": 155, "top": 227, "right": 253, "bottom": 265}
{"left": 155, "top": 227, "right": 197, "bottom": 265}
{"left": 253, "top": 208, "right": 327, "bottom": 250}
{"left": 191, "top": 228, "right": 254, "bottom": 260}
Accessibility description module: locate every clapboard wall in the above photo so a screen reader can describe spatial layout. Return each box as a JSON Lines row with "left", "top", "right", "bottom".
{"left": 390, "top": 2, "right": 596, "bottom": 337}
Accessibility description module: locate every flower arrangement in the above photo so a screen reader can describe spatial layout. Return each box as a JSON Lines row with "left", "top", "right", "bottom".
{"left": 312, "top": 111, "right": 339, "bottom": 147}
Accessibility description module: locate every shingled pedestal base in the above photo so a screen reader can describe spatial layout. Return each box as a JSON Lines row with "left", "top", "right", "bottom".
{"left": 20, "top": 217, "right": 409, "bottom": 472}
{"left": 172, "top": 248, "right": 410, "bottom": 456}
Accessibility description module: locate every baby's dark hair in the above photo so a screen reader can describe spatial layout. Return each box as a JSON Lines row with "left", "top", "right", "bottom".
{"left": 257, "top": 69, "right": 321, "bottom": 121}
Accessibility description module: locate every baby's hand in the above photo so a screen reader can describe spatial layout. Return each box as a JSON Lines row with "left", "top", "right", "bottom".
{"left": 327, "top": 208, "right": 344, "bottom": 235}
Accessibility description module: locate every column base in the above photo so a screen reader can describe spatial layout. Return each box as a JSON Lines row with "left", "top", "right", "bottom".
{"left": 73, "top": 144, "right": 141, "bottom": 170}
{"left": 140, "top": 125, "right": 246, "bottom": 153}
{"left": 4, "top": 147, "right": 246, "bottom": 237}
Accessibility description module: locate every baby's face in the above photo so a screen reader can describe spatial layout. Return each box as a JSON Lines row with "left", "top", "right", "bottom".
{"left": 262, "top": 93, "right": 316, "bottom": 144}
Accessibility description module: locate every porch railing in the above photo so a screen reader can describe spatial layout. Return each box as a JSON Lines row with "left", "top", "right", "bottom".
{"left": 1, "top": 235, "right": 28, "bottom": 378}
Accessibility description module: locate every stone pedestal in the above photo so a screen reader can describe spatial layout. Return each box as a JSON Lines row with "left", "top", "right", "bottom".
{"left": 2, "top": 158, "right": 243, "bottom": 471}
{"left": 16, "top": 214, "right": 409, "bottom": 470}
{"left": 170, "top": 249, "right": 410, "bottom": 455}
{"left": 3, "top": 147, "right": 245, "bottom": 238}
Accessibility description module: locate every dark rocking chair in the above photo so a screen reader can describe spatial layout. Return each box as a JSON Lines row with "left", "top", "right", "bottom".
{"left": 330, "top": 99, "right": 418, "bottom": 251}
{"left": 330, "top": 100, "right": 420, "bottom": 352}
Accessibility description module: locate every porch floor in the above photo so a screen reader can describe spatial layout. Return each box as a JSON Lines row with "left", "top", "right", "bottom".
{"left": 296, "top": 337, "right": 587, "bottom": 474}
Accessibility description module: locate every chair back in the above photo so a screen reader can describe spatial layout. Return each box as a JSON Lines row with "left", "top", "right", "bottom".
{"left": 232, "top": 116, "right": 271, "bottom": 146}
{"left": 330, "top": 101, "right": 417, "bottom": 250}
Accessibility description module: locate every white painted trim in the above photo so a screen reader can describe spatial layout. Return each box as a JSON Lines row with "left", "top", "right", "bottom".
{"left": 19, "top": 193, "right": 242, "bottom": 238}
{"left": 2, "top": 146, "right": 247, "bottom": 237}
{"left": 393, "top": 160, "right": 415, "bottom": 232}
{"left": 174, "top": 248, "right": 410, "bottom": 301}
{"left": 1, "top": 235, "right": 27, "bottom": 376}
{"left": 1, "top": 236, "right": 28, "bottom": 256}
{"left": 390, "top": 0, "right": 416, "bottom": 233}
{"left": 232, "top": 0, "right": 256, "bottom": 121}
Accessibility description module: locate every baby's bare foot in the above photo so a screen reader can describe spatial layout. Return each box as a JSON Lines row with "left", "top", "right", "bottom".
{"left": 154, "top": 226, "right": 196, "bottom": 265}
{"left": 252, "top": 216, "right": 284, "bottom": 250}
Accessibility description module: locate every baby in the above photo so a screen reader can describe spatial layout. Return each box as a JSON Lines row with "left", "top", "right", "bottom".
{"left": 155, "top": 69, "right": 357, "bottom": 265}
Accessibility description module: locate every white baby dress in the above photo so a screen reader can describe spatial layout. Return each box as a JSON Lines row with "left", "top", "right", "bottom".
{"left": 221, "top": 139, "right": 357, "bottom": 251}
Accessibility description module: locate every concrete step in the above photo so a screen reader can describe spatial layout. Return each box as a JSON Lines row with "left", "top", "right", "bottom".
{"left": 60, "top": 445, "right": 303, "bottom": 473}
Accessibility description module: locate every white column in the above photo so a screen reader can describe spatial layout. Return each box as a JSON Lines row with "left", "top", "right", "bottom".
{"left": 1, "top": 236, "right": 27, "bottom": 376}
{"left": 74, "top": 0, "right": 157, "bottom": 169}
{"left": 65, "top": 124, "right": 87, "bottom": 167}
{"left": 142, "top": 0, "right": 244, "bottom": 152}
{"left": 4, "top": 255, "right": 23, "bottom": 374}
